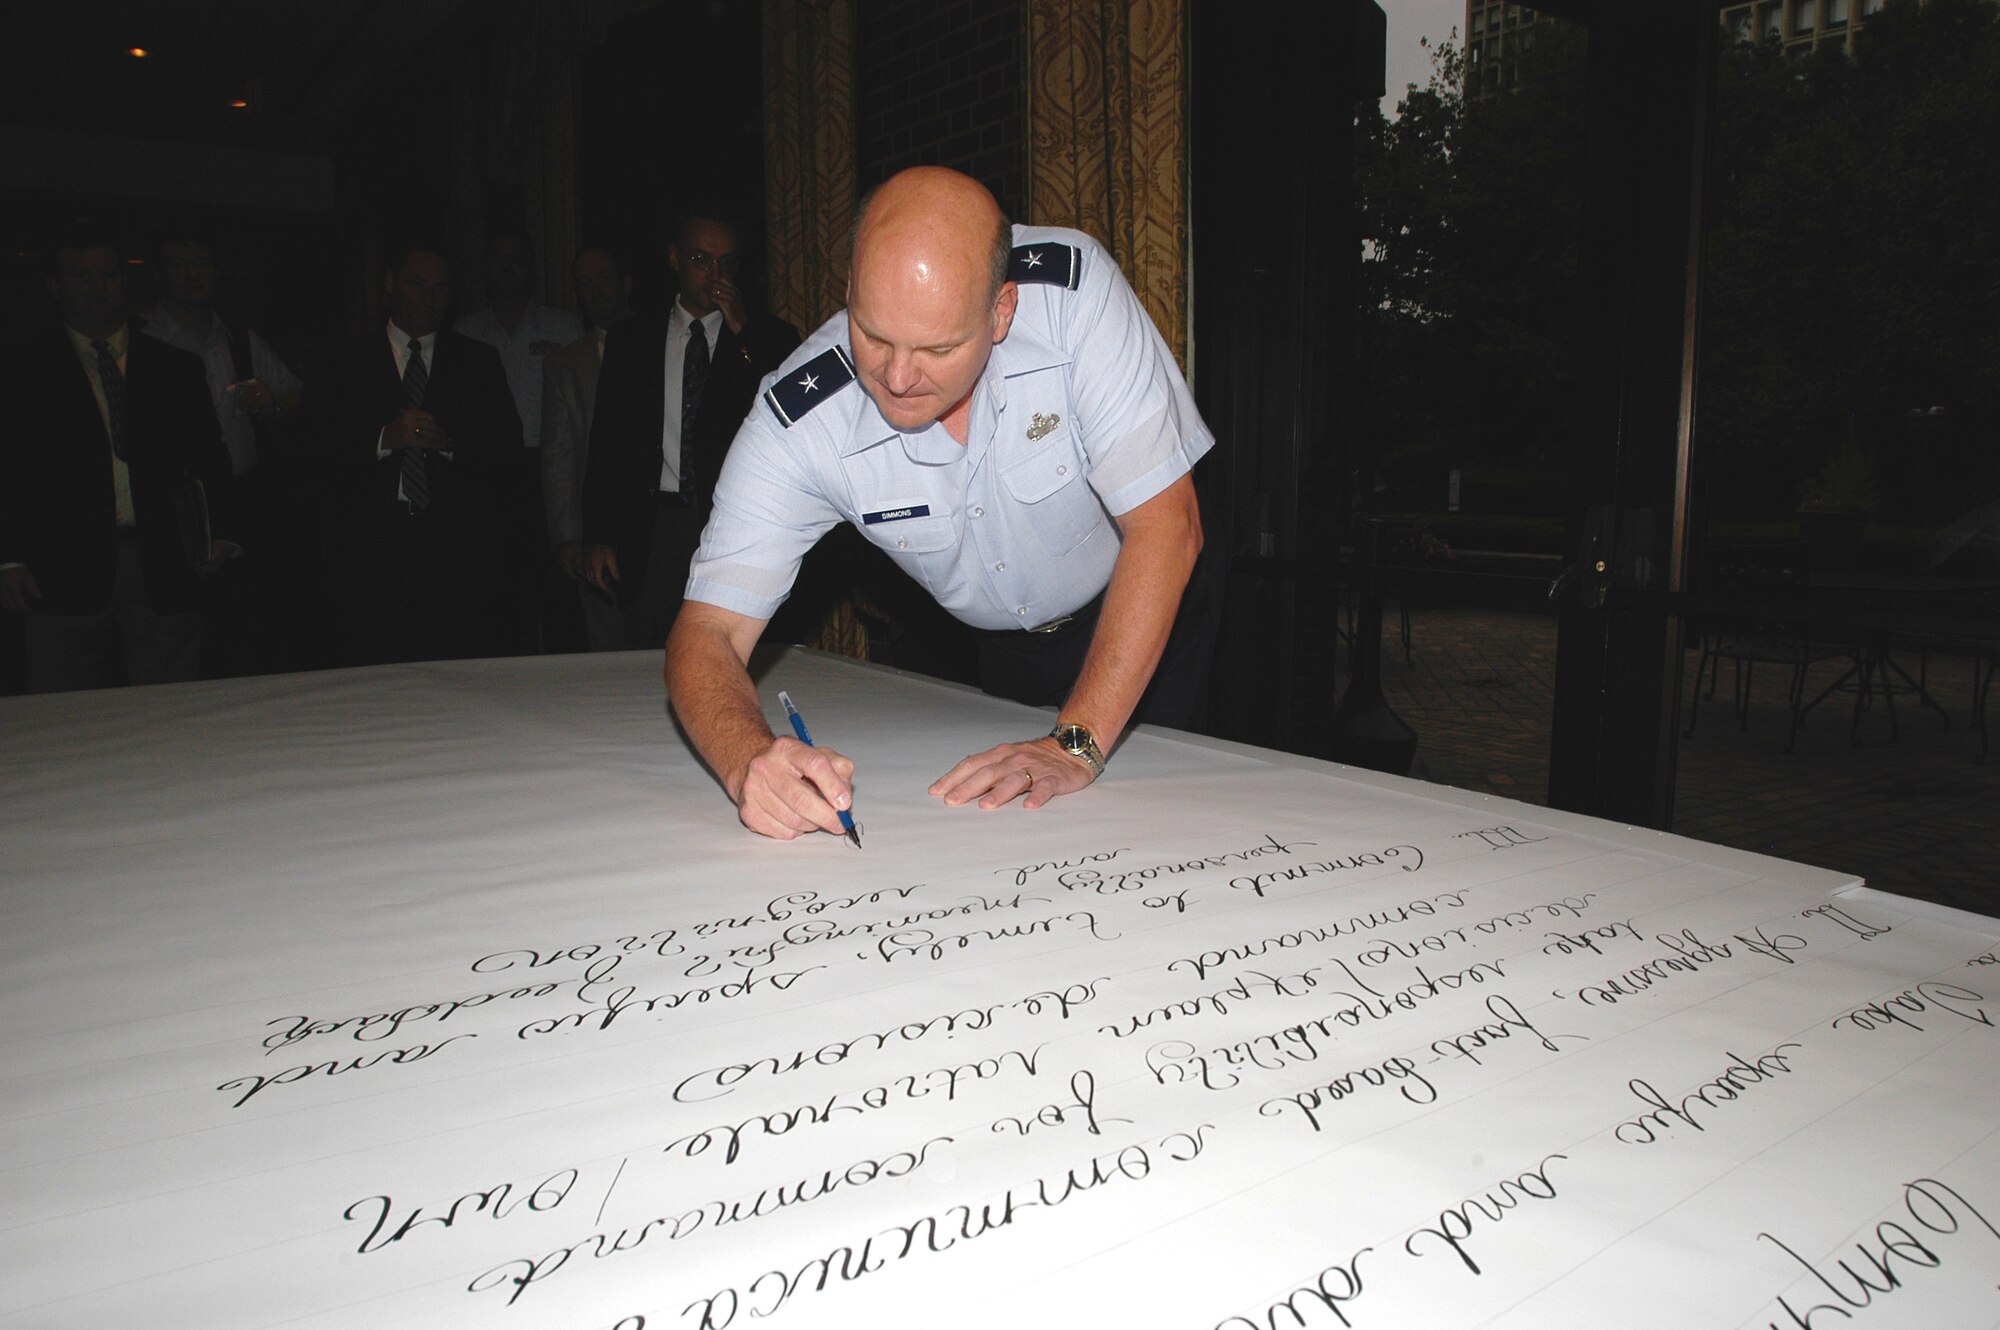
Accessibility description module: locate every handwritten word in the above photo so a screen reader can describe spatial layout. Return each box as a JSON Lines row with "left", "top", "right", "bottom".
{"left": 1541, "top": 919, "right": 1642, "bottom": 958}
{"left": 516, "top": 964, "right": 821, "bottom": 1040}
{"left": 681, "top": 1127, "right": 1212, "bottom": 1329}
{"left": 1556, "top": 929, "right": 1732, "bottom": 1006}
{"left": 1800, "top": 902, "right": 1892, "bottom": 942}
{"left": 1735, "top": 926, "right": 1810, "bottom": 965}
{"left": 1613, "top": 1044, "right": 1804, "bottom": 1144}
{"left": 683, "top": 886, "right": 921, "bottom": 940}
{"left": 263, "top": 978, "right": 567, "bottom": 1053}
{"left": 873, "top": 910, "right": 1112, "bottom": 963}
{"left": 1354, "top": 927, "right": 1469, "bottom": 968}
{"left": 470, "top": 1140, "right": 951, "bottom": 1305}
{"left": 1968, "top": 951, "right": 1999, "bottom": 968}
{"left": 472, "top": 930, "right": 681, "bottom": 973}
{"left": 1099, "top": 968, "right": 1322, "bottom": 1039}
{"left": 1403, "top": 1154, "right": 1567, "bottom": 1275}
{"left": 665, "top": 1048, "right": 1043, "bottom": 1165}
{"left": 1832, "top": 982, "right": 1991, "bottom": 1035}
{"left": 217, "top": 1033, "right": 474, "bottom": 1108}
{"left": 1456, "top": 825, "right": 1549, "bottom": 851}
{"left": 672, "top": 980, "right": 1102, "bottom": 1102}
{"left": 1216, "top": 1247, "right": 1371, "bottom": 1330}
{"left": 777, "top": 892, "right": 1041, "bottom": 948}
{"left": 1468, "top": 893, "right": 1599, "bottom": 936}
{"left": 991, "top": 1070, "right": 1130, "bottom": 1136}
{"left": 1002, "top": 846, "right": 1130, "bottom": 887}
{"left": 1429, "top": 994, "right": 1578, "bottom": 1067}
{"left": 345, "top": 1168, "right": 577, "bottom": 1254}
{"left": 1157, "top": 960, "right": 1507, "bottom": 1090}
{"left": 1229, "top": 844, "right": 1424, "bottom": 898}
{"left": 1064, "top": 833, "right": 1316, "bottom": 896}
{"left": 1753, "top": 1177, "right": 2000, "bottom": 1329}
{"left": 1167, "top": 889, "right": 1470, "bottom": 982}
{"left": 1260, "top": 1054, "right": 1439, "bottom": 1131}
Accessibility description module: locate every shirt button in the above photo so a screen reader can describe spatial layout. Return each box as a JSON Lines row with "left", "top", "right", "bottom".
{"left": 972, "top": 506, "right": 984, "bottom": 517}
{"left": 1056, "top": 465, "right": 1068, "bottom": 476}
{"left": 996, "top": 561, "right": 1006, "bottom": 571}
{"left": 896, "top": 537, "right": 908, "bottom": 549}
{"left": 1017, "top": 606, "right": 1028, "bottom": 616}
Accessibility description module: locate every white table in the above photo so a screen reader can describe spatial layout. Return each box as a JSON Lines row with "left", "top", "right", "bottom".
{"left": 5, "top": 650, "right": 1998, "bottom": 1329}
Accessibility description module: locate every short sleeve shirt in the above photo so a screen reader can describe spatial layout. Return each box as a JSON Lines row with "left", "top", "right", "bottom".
{"left": 686, "top": 225, "right": 1213, "bottom": 632}
{"left": 456, "top": 303, "right": 583, "bottom": 450}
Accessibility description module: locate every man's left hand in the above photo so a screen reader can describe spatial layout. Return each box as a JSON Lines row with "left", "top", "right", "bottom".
{"left": 929, "top": 736, "right": 1094, "bottom": 811}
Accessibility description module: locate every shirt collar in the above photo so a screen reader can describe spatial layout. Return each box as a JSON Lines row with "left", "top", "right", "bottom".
{"left": 66, "top": 322, "right": 130, "bottom": 360}
{"left": 387, "top": 319, "right": 437, "bottom": 354}
{"left": 834, "top": 321, "right": 1073, "bottom": 462}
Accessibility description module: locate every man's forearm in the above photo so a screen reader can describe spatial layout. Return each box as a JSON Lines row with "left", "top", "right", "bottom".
{"left": 1058, "top": 476, "right": 1203, "bottom": 748}
{"left": 664, "top": 606, "right": 777, "bottom": 799}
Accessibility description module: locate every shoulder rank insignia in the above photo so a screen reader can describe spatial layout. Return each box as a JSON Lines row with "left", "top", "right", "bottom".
{"left": 1009, "top": 242, "right": 1082, "bottom": 290}
{"left": 764, "top": 345, "right": 857, "bottom": 427}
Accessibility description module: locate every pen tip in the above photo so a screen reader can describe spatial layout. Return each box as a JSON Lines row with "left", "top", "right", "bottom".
{"left": 847, "top": 828, "right": 862, "bottom": 849}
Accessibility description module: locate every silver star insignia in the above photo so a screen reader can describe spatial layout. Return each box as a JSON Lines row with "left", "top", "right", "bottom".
{"left": 798, "top": 372, "right": 820, "bottom": 393}
{"left": 1022, "top": 250, "right": 1043, "bottom": 268}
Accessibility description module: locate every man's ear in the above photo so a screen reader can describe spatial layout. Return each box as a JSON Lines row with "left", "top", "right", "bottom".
{"left": 666, "top": 244, "right": 683, "bottom": 276}
{"left": 991, "top": 280, "right": 1019, "bottom": 344}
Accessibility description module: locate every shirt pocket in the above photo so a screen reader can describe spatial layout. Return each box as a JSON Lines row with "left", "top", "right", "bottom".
{"left": 868, "top": 510, "right": 961, "bottom": 596}
{"left": 1001, "top": 427, "right": 1102, "bottom": 558}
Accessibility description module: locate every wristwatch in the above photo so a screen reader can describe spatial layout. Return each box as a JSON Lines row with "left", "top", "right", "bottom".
{"left": 1050, "top": 721, "right": 1107, "bottom": 778}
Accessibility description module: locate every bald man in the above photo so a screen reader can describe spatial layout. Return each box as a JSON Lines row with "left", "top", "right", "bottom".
{"left": 666, "top": 167, "right": 1214, "bottom": 840}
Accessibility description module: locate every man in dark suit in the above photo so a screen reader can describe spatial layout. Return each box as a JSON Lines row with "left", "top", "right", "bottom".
{"left": 1, "top": 234, "right": 231, "bottom": 691}
{"left": 305, "top": 243, "right": 523, "bottom": 666}
{"left": 582, "top": 212, "right": 800, "bottom": 650}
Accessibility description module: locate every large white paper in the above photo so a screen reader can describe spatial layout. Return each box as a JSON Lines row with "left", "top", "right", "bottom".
{"left": 4, "top": 650, "right": 1998, "bottom": 1329}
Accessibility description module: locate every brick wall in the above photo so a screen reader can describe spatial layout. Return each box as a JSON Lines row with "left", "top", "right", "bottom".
{"left": 855, "top": 0, "right": 1026, "bottom": 221}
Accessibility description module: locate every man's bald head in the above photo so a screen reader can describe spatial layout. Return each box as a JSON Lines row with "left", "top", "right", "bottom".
{"left": 845, "top": 168, "right": 1017, "bottom": 437}
{"left": 851, "top": 167, "right": 1011, "bottom": 303}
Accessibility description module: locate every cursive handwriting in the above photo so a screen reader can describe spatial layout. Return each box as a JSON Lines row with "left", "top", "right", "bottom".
{"left": 1259, "top": 1052, "right": 1439, "bottom": 1131}
{"left": 1166, "top": 890, "right": 1470, "bottom": 982}
{"left": 1002, "top": 846, "right": 1131, "bottom": 886}
{"left": 990, "top": 1069, "right": 1130, "bottom": 1137}
{"left": 1216, "top": 1247, "right": 1372, "bottom": 1329}
{"left": 1228, "top": 845, "right": 1424, "bottom": 898}
{"left": 1613, "top": 1043, "right": 1804, "bottom": 1144}
{"left": 1063, "top": 833, "right": 1316, "bottom": 897}
{"left": 681, "top": 1127, "right": 1212, "bottom": 1329}
{"left": 1799, "top": 902, "right": 1892, "bottom": 942}
{"left": 469, "top": 1139, "right": 952, "bottom": 1305}
{"left": 1556, "top": 929, "right": 1733, "bottom": 1006}
{"left": 1429, "top": 994, "right": 1579, "bottom": 1067}
{"left": 1455, "top": 825, "right": 1549, "bottom": 851}
{"left": 1832, "top": 982, "right": 1991, "bottom": 1035}
{"left": 1404, "top": 1154, "right": 1568, "bottom": 1275}
{"left": 1099, "top": 968, "right": 1322, "bottom": 1039}
{"left": 665, "top": 1047, "right": 1043, "bottom": 1165}
{"left": 873, "top": 910, "right": 1113, "bottom": 963}
{"left": 1751, "top": 1177, "right": 2000, "bottom": 1328}
{"left": 217, "top": 1033, "right": 475, "bottom": 1108}
{"left": 346, "top": 1167, "right": 577, "bottom": 1254}
{"left": 672, "top": 980, "right": 1102, "bottom": 1102}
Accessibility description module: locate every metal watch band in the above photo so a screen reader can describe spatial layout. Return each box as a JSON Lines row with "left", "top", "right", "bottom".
{"left": 1051, "top": 722, "right": 1106, "bottom": 777}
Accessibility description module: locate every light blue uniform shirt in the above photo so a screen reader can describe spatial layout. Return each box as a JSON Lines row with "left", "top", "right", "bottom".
{"left": 687, "top": 225, "right": 1213, "bottom": 632}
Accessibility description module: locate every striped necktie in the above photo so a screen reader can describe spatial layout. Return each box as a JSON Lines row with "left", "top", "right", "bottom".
{"left": 680, "top": 317, "right": 710, "bottom": 498}
{"left": 92, "top": 339, "right": 128, "bottom": 459}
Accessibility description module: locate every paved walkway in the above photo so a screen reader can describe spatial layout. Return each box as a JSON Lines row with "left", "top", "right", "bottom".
{"left": 1379, "top": 607, "right": 1999, "bottom": 916}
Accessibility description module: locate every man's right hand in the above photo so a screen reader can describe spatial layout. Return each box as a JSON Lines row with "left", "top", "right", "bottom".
{"left": 0, "top": 566, "right": 40, "bottom": 614}
{"left": 733, "top": 736, "right": 858, "bottom": 841}
{"left": 584, "top": 544, "right": 620, "bottom": 592}
{"left": 384, "top": 407, "right": 447, "bottom": 451}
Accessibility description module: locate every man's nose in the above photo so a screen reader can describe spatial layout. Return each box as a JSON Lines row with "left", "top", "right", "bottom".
{"left": 882, "top": 352, "right": 922, "bottom": 393}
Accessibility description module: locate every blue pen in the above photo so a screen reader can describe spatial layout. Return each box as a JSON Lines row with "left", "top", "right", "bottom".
{"left": 777, "top": 691, "right": 862, "bottom": 848}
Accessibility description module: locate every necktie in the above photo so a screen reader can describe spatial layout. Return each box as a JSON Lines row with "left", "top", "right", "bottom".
{"left": 401, "top": 336, "right": 430, "bottom": 511}
{"left": 680, "top": 318, "right": 710, "bottom": 498}
{"left": 92, "top": 339, "right": 127, "bottom": 459}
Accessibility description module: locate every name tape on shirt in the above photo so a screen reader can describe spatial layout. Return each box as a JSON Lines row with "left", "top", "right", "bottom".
{"left": 861, "top": 504, "right": 932, "bottom": 525}
{"left": 765, "top": 345, "right": 857, "bottom": 427}
{"left": 1009, "top": 242, "right": 1082, "bottom": 290}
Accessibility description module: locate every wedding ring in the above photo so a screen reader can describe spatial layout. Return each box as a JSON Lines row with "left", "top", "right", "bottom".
{"left": 1021, "top": 769, "right": 1035, "bottom": 793}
